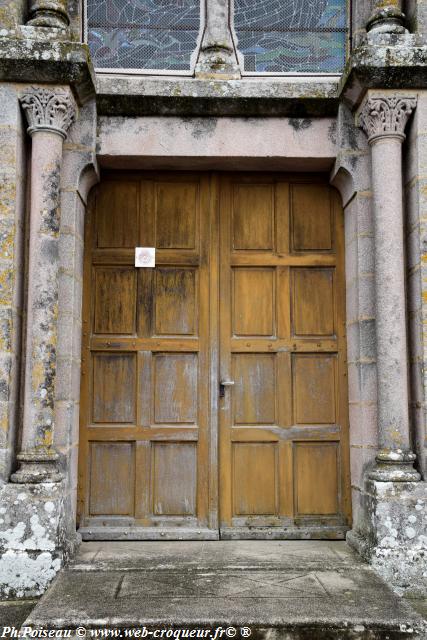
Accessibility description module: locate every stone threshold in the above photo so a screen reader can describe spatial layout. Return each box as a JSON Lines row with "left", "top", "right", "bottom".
{"left": 24, "top": 541, "right": 426, "bottom": 639}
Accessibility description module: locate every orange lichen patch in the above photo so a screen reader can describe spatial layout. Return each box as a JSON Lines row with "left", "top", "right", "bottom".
{"left": 0, "top": 403, "right": 8, "bottom": 434}
{"left": 0, "top": 315, "right": 12, "bottom": 352}
{"left": 41, "top": 431, "right": 53, "bottom": 448}
{"left": 31, "top": 360, "right": 45, "bottom": 395}
{"left": 0, "top": 225, "right": 15, "bottom": 258}
{"left": 389, "top": 427, "right": 403, "bottom": 446}
{"left": 374, "top": 0, "right": 400, "bottom": 7}
{"left": 0, "top": 148, "right": 16, "bottom": 169}
{"left": 0, "top": 3, "right": 19, "bottom": 29}
{"left": 0, "top": 269, "right": 13, "bottom": 306}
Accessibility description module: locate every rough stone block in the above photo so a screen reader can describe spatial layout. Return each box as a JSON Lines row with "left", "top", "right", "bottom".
{"left": 54, "top": 400, "right": 75, "bottom": 450}
{"left": 357, "top": 235, "right": 375, "bottom": 275}
{"left": 345, "top": 236, "right": 358, "bottom": 285}
{"left": 0, "top": 353, "right": 12, "bottom": 401}
{"left": 59, "top": 189, "right": 78, "bottom": 233}
{"left": 355, "top": 193, "right": 374, "bottom": 236}
{"left": 408, "top": 224, "right": 422, "bottom": 272}
{"left": 349, "top": 402, "right": 378, "bottom": 447}
{"left": 409, "top": 313, "right": 423, "bottom": 362}
{"left": 61, "top": 148, "right": 95, "bottom": 196}
{"left": 344, "top": 200, "right": 358, "bottom": 246}
{"left": 71, "top": 357, "right": 81, "bottom": 401}
{"left": 350, "top": 445, "right": 377, "bottom": 491}
{"left": 408, "top": 269, "right": 422, "bottom": 317}
{"left": 0, "top": 84, "right": 20, "bottom": 126}
{"left": 0, "top": 306, "right": 12, "bottom": 352}
{"left": 359, "top": 361, "right": 378, "bottom": 403}
{"left": 405, "top": 178, "right": 421, "bottom": 231}
{"left": 72, "top": 314, "right": 82, "bottom": 357}
{"left": 0, "top": 482, "right": 66, "bottom": 598}
{"left": 56, "top": 314, "right": 74, "bottom": 358}
{"left": 58, "top": 230, "right": 80, "bottom": 273}
{"left": 357, "top": 273, "right": 375, "bottom": 319}
{"left": 346, "top": 327, "right": 361, "bottom": 367}
{"left": 345, "top": 281, "right": 358, "bottom": 324}
{"left": 55, "top": 355, "right": 73, "bottom": 402}
{"left": 349, "top": 480, "right": 427, "bottom": 597}
{"left": 0, "top": 263, "right": 13, "bottom": 308}
{"left": 371, "top": 482, "right": 427, "bottom": 597}
{"left": 359, "top": 318, "right": 377, "bottom": 360}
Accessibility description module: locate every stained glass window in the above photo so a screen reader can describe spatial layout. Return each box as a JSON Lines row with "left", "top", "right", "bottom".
{"left": 234, "top": 0, "right": 347, "bottom": 73}
{"left": 86, "top": 0, "right": 201, "bottom": 71}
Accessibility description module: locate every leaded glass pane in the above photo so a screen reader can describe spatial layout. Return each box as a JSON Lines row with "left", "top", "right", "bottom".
{"left": 234, "top": 0, "right": 347, "bottom": 73}
{"left": 86, "top": 0, "right": 200, "bottom": 71}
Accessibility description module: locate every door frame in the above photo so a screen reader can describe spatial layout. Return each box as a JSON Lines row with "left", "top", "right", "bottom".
{"left": 77, "top": 170, "right": 351, "bottom": 540}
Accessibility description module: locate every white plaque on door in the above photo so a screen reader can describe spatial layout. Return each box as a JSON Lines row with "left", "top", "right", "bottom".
{"left": 135, "top": 247, "right": 155, "bottom": 268}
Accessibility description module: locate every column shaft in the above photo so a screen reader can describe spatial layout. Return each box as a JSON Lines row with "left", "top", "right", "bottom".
{"left": 11, "top": 87, "right": 75, "bottom": 483}
{"left": 359, "top": 94, "right": 419, "bottom": 481}
{"left": 371, "top": 136, "right": 410, "bottom": 449}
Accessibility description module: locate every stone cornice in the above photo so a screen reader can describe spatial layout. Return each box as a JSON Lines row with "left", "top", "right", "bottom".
{"left": 95, "top": 76, "right": 340, "bottom": 117}
{"left": 339, "top": 35, "right": 427, "bottom": 109}
{"left": 358, "top": 95, "right": 417, "bottom": 143}
{"left": 0, "top": 36, "right": 95, "bottom": 104}
{"left": 20, "top": 87, "right": 76, "bottom": 138}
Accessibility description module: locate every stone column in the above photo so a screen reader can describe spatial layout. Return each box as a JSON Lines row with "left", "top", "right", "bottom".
{"left": 11, "top": 87, "right": 76, "bottom": 483}
{"left": 195, "top": 0, "right": 240, "bottom": 78}
{"left": 26, "top": 0, "right": 70, "bottom": 28}
{"left": 358, "top": 95, "right": 420, "bottom": 482}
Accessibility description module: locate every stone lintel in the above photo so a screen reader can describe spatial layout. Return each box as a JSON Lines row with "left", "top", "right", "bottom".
{"left": 339, "top": 39, "right": 427, "bottom": 109}
{"left": 0, "top": 37, "right": 95, "bottom": 105}
{"left": 95, "top": 76, "right": 340, "bottom": 117}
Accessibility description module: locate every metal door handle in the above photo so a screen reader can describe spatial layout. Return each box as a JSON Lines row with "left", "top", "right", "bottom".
{"left": 219, "top": 380, "right": 234, "bottom": 397}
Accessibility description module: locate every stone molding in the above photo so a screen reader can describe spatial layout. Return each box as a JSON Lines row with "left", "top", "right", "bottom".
{"left": 20, "top": 87, "right": 76, "bottom": 139}
{"left": 26, "top": 0, "right": 70, "bottom": 29}
{"left": 195, "top": 0, "right": 240, "bottom": 78}
{"left": 369, "top": 449, "right": 420, "bottom": 482}
{"left": 366, "top": 4, "right": 407, "bottom": 34}
{"left": 359, "top": 95, "right": 417, "bottom": 143}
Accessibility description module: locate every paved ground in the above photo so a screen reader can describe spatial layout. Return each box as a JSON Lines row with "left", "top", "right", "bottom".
{"left": 22, "top": 541, "right": 426, "bottom": 639}
{"left": 0, "top": 599, "right": 38, "bottom": 627}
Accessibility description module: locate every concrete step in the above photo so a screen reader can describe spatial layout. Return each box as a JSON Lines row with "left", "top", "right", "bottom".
{"left": 24, "top": 541, "right": 426, "bottom": 639}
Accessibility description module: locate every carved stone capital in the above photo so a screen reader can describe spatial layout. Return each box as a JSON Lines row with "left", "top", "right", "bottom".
{"left": 20, "top": 88, "right": 76, "bottom": 139}
{"left": 359, "top": 95, "right": 417, "bottom": 143}
{"left": 26, "top": 0, "right": 70, "bottom": 28}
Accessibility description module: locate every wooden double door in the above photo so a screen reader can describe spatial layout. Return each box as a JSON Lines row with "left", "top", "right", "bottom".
{"left": 78, "top": 172, "right": 351, "bottom": 539}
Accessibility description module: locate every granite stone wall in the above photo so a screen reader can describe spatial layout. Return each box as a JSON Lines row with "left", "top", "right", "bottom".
{"left": 405, "top": 92, "right": 427, "bottom": 481}
{"left": 0, "top": 83, "right": 26, "bottom": 484}
{"left": 1, "top": 0, "right": 427, "bottom": 602}
{"left": 332, "top": 104, "right": 378, "bottom": 536}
